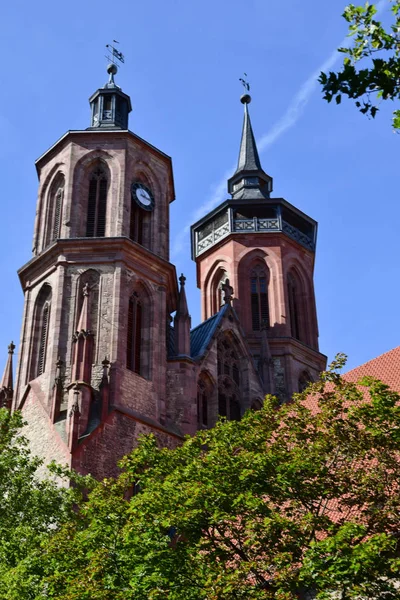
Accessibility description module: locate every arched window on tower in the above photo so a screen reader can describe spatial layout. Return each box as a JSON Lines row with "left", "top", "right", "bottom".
{"left": 217, "top": 334, "right": 242, "bottom": 421}
{"left": 86, "top": 165, "right": 108, "bottom": 237}
{"left": 45, "top": 174, "right": 65, "bottom": 247}
{"left": 210, "top": 268, "right": 228, "bottom": 315}
{"left": 298, "top": 370, "right": 312, "bottom": 393}
{"left": 29, "top": 284, "right": 52, "bottom": 380}
{"left": 197, "top": 372, "right": 214, "bottom": 428}
{"left": 126, "top": 287, "right": 151, "bottom": 378}
{"left": 250, "top": 265, "right": 270, "bottom": 331}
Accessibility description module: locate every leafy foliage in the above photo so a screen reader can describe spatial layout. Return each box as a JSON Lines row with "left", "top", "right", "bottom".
{"left": 0, "top": 409, "right": 91, "bottom": 599}
{"left": 6, "top": 358, "right": 400, "bottom": 599}
{"left": 320, "top": 1, "right": 400, "bottom": 129}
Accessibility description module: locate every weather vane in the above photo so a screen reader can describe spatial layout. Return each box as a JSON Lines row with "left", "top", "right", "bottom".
{"left": 105, "top": 40, "right": 125, "bottom": 66}
{"left": 239, "top": 73, "right": 250, "bottom": 92}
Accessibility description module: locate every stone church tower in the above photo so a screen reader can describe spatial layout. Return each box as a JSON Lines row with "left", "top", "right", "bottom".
{"left": 7, "top": 68, "right": 326, "bottom": 479}
{"left": 191, "top": 93, "right": 326, "bottom": 399}
{"left": 12, "top": 65, "right": 188, "bottom": 478}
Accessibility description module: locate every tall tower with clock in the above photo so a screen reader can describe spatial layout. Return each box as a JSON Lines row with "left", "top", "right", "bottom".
{"left": 12, "top": 63, "right": 191, "bottom": 479}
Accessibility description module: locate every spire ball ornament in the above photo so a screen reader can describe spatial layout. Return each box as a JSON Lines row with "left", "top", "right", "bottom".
{"left": 240, "top": 93, "right": 251, "bottom": 104}
{"left": 107, "top": 63, "right": 118, "bottom": 76}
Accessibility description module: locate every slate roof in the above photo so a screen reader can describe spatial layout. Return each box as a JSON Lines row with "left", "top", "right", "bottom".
{"left": 190, "top": 305, "right": 229, "bottom": 359}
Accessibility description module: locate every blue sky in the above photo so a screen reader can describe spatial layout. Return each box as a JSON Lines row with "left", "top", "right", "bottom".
{"left": 1, "top": 0, "right": 399, "bottom": 376}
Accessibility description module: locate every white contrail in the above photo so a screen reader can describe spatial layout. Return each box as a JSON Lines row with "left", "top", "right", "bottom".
{"left": 171, "top": 0, "right": 389, "bottom": 260}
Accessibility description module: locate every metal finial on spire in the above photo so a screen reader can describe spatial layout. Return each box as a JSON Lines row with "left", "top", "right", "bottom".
{"left": 239, "top": 73, "right": 251, "bottom": 105}
{"left": 105, "top": 40, "right": 125, "bottom": 85}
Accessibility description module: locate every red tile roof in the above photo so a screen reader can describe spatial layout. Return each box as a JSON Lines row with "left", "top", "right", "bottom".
{"left": 343, "top": 346, "right": 400, "bottom": 392}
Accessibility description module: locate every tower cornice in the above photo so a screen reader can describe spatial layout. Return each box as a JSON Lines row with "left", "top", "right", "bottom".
{"left": 17, "top": 237, "right": 179, "bottom": 313}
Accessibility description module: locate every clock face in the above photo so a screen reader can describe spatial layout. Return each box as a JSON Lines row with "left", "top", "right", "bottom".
{"left": 131, "top": 183, "right": 155, "bottom": 211}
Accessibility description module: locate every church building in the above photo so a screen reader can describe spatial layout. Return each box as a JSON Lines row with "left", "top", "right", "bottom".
{"left": 0, "top": 64, "right": 326, "bottom": 479}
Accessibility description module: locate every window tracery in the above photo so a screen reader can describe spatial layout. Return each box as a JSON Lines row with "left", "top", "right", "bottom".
{"left": 217, "top": 335, "right": 242, "bottom": 421}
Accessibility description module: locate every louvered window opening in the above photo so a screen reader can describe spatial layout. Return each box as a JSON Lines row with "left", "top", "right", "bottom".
{"left": 250, "top": 276, "right": 269, "bottom": 331}
{"left": 130, "top": 202, "right": 144, "bottom": 245}
{"left": 37, "top": 303, "right": 50, "bottom": 376}
{"left": 51, "top": 187, "right": 63, "bottom": 242}
{"left": 127, "top": 296, "right": 142, "bottom": 374}
{"left": 287, "top": 275, "right": 300, "bottom": 340}
{"left": 86, "top": 169, "right": 107, "bottom": 237}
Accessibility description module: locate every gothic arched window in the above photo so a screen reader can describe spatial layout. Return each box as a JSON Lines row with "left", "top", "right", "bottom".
{"left": 126, "top": 287, "right": 150, "bottom": 378}
{"left": 45, "top": 174, "right": 65, "bottom": 247}
{"left": 298, "top": 371, "right": 312, "bottom": 393}
{"left": 250, "top": 265, "right": 270, "bottom": 331}
{"left": 30, "top": 284, "right": 52, "bottom": 380}
{"left": 210, "top": 269, "right": 228, "bottom": 315}
{"left": 217, "top": 334, "right": 242, "bottom": 421}
{"left": 86, "top": 165, "right": 108, "bottom": 237}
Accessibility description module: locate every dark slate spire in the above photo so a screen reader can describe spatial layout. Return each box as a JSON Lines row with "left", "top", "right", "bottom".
{"left": 236, "top": 101, "right": 262, "bottom": 173}
{"left": 88, "top": 63, "right": 132, "bottom": 130}
{"left": 227, "top": 94, "right": 273, "bottom": 200}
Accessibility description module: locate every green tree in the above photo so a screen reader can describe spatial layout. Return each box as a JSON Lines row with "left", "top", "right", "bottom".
{"left": 0, "top": 408, "right": 90, "bottom": 599}
{"left": 15, "top": 357, "right": 400, "bottom": 599}
{"left": 320, "top": 1, "right": 400, "bottom": 129}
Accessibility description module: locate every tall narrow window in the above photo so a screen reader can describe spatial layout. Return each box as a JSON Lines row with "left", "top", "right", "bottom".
{"left": 287, "top": 273, "right": 300, "bottom": 340}
{"left": 86, "top": 166, "right": 107, "bottom": 237}
{"left": 52, "top": 187, "right": 63, "bottom": 242}
{"left": 127, "top": 294, "right": 142, "bottom": 374}
{"left": 45, "top": 174, "right": 65, "bottom": 248}
{"left": 197, "top": 373, "right": 213, "bottom": 428}
{"left": 29, "top": 284, "right": 52, "bottom": 381}
{"left": 37, "top": 302, "right": 50, "bottom": 376}
{"left": 130, "top": 203, "right": 144, "bottom": 245}
{"left": 250, "top": 267, "right": 270, "bottom": 331}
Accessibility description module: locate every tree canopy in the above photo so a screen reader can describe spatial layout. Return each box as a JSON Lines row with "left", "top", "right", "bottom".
{"left": 320, "top": 1, "right": 400, "bottom": 129}
{"left": 0, "top": 408, "right": 90, "bottom": 599}
{"left": 4, "top": 357, "right": 400, "bottom": 599}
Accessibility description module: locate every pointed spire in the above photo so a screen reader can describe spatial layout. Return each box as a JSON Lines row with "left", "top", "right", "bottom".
{"left": 77, "top": 283, "right": 91, "bottom": 333}
{"left": 1, "top": 342, "right": 15, "bottom": 392}
{"left": 235, "top": 97, "right": 262, "bottom": 174}
{"left": 176, "top": 274, "right": 189, "bottom": 318}
{"left": 174, "top": 274, "right": 191, "bottom": 356}
{"left": 227, "top": 93, "right": 273, "bottom": 200}
{"left": 72, "top": 285, "right": 94, "bottom": 384}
